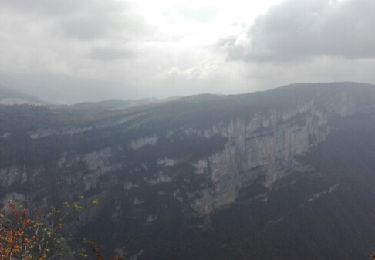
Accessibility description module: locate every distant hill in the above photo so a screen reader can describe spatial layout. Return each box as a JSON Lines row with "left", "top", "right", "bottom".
{"left": 72, "top": 98, "right": 160, "bottom": 111}
{"left": 0, "top": 85, "right": 45, "bottom": 105}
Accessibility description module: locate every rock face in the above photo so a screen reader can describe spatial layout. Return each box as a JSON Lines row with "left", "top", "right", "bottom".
{"left": 185, "top": 90, "right": 357, "bottom": 214}
{"left": 1, "top": 82, "right": 375, "bottom": 260}
{"left": 129, "top": 136, "right": 158, "bottom": 150}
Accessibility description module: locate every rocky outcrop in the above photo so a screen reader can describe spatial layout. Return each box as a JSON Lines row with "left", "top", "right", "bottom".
{"left": 0, "top": 166, "right": 28, "bottom": 187}
{"left": 58, "top": 148, "right": 122, "bottom": 191}
{"left": 191, "top": 92, "right": 357, "bottom": 214}
{"left": 129, "top": 136, "right": 158, "bottom": 150}
{"left": 0, "top": 132, "right": 11, "bottom": 138}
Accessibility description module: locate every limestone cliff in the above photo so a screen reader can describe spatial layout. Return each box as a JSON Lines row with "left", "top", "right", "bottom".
{"left": 1, "top": 83, "right": 375, "bottom": 259}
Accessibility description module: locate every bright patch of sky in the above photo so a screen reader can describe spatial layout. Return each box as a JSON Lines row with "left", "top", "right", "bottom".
{"left": 133, "top": 0, "right": 283, "bottom": 46}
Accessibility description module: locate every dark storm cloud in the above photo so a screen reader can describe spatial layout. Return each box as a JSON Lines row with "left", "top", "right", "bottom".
{"left": 224, "top": 0, "right": 375, "bottom": 62}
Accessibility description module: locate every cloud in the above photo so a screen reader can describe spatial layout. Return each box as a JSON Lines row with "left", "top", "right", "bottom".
{"left": 87, "top": 46, "right": 136, "bottom": 61}
{"left": 0, "top": 0, "right": 146, "bottom": 41}
{"left": 2, "top": 0, "right": 375, "bottom": 103}
{"left": 0, "top": 0, "right": 153, "bottom": 102}
{"left": 0, "top": 0, "right": 252, "bottom": 103}
{"left": 224, "top": 0, "right": 375, "bottom": 62}
{"left": 0, "top": 0, "right": 86, "bottom": 15}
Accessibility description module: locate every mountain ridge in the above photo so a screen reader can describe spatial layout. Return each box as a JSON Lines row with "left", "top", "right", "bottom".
{"left": 1, "top": 82, "right": 375, "bottom": 259}
{"left": 0, "top": 84, "right": 46, "bottom": 105}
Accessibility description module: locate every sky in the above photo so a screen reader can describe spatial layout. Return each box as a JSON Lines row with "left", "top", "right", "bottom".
{"left": 1, "top": 0, "right": 375, "bottom": 103}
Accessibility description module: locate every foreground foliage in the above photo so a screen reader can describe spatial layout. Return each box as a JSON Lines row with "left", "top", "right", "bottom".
{"left": 0, "top": 199, "right": 122, "bottom": 259}
{"left": 0, "top": 201, "right": 63, "bottom": 259}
